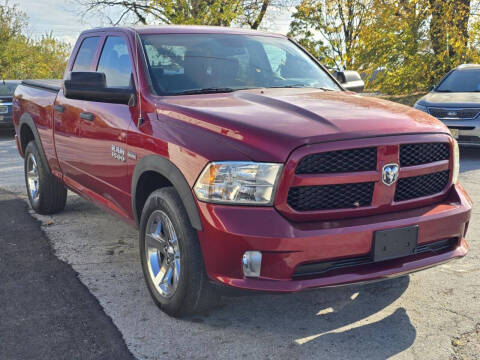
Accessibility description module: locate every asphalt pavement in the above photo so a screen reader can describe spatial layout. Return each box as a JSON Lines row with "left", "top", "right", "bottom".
{"left": 0, "top": 133, "right": 479, "bottom": 360}
{"left": 0, "top": 188, "right": 134, "bottom": 360}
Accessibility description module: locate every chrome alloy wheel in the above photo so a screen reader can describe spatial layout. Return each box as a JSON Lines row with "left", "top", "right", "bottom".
{"left": 145, "top": 210, "right": 181, "bottom": 298}
{"left": 26, "top": 153, "right": 40, "bottom": 201}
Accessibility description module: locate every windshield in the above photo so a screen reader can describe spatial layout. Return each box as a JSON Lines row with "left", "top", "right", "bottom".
{"left": 0, "top": 81, "right": 19, "bottom": 96}
{"left": 141, "top": 34, "right": 340, "bottom": 95}
{"left": 436, "top": 69, "right": 480, "bottom": 92}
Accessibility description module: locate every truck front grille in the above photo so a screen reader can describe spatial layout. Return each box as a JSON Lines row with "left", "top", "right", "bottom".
{"left": 400, "top": 143, "right": 449, "bottom": 167}
{"left": 287, "top": 182, "right": 374, "bottom": 211}
{"left": 296, "top": 147, "right": 377, "bottom": 174}
{"left": 394, "top": 170, "right": 450, "bottom": 202}
{"left": 285, "top": 140, "right": 452, "bottom": 215}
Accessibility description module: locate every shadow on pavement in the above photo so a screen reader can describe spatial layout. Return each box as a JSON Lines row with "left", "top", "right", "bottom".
{"left": 460, "top": 147, "right": 480, "bottom": 173}
{"left": 0, "top": 130, "right": 15, "bottom": 140}
{"left": 195, "top": 269, "right": 414, "bottom": 358}
{"left": 0, "top": 191, "right": 134, "bottom": 360}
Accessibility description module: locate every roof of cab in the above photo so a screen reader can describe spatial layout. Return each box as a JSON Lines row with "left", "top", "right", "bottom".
{"left": 81, "top": 25, "right": 285, "bottom": 38}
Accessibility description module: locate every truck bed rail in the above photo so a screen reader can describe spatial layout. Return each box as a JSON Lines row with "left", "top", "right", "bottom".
{"left": 21, "top": 79, "right": 62, "bottom": 93}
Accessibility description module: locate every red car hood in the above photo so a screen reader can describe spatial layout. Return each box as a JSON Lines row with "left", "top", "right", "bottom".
{"left": 159, "top": 88, "right": 449, "bottom": 162}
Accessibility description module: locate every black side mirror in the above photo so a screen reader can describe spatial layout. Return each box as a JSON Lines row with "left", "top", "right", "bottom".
{"left": 64, "top": 72, "right": 135, "bottom": 106}
{"left": 430, "top": 85, "right": 436, "bottom": 91}
{"left": 334, "top": 70, "right": 365, "bottom": 93}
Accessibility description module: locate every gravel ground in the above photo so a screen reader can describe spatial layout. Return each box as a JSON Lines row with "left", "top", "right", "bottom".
{"left": 1, "top": 133, "right": 479, "bottom": 360}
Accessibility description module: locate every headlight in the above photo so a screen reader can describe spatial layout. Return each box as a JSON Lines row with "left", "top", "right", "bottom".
{"left": 452, "top": 139, "right": 460, "bottom": 184}
{"left": 194, "top": 162, "right": 283, "bottom": 205}
{"left": 414, "top": 102, "right": 428, "bottom": 113}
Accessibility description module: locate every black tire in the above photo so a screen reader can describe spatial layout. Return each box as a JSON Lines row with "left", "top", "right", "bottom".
{"left": 24, "top": 141, "right": 67, "bottom": 215}
{"left": 139, "top": 187, "right": 218, "bottom": 317}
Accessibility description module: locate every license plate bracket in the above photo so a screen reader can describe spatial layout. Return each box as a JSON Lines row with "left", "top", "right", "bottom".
{"left": 373, "top": 226, "right": 418, "bottom": 262}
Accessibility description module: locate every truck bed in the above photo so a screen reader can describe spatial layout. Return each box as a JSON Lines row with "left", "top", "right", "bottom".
{"left": 21, "top": 79, "right": 62, "bottom": 92}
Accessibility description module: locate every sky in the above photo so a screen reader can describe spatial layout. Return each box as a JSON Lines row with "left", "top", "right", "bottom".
{"left": 17, "top": 0, "right": 293, "bottom": 45}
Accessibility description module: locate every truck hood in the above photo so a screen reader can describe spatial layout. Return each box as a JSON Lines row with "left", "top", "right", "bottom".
{"left": 160, "top": 88, "right": 448, "bottom": 162}
{"left": 418, "top": 91, "right": 480, "bottom": 107}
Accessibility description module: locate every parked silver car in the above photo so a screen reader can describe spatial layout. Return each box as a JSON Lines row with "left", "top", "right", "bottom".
{"left": 414, "top": 64, "right": 480, "bottom": 146}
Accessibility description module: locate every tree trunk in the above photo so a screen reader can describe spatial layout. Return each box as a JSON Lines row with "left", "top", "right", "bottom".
{"left": 251, "top": 0, "right": 270, "bottom": 29}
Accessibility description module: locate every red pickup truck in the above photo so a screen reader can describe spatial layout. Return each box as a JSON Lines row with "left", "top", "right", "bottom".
{"left": 13, "top": 26, "right": 472, "bottom": 317}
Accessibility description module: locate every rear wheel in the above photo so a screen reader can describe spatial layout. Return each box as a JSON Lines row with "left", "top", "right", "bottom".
{"left": 24, "top": 141, "right": 67, "bottom": 214}
{"left": 139, "top": 187, "right": 218, "bottom": 317}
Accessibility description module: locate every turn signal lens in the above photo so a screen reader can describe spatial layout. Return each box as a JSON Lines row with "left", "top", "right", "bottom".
{"left": 194, "top": 162, "right": 283, "bottom": 205}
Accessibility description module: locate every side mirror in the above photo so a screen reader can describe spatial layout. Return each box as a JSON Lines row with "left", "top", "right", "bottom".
{"left": 64, "top": 72, "right": 135, "bottom": 106}
{"left": 334, "top": 70, "right": 365, "bottom": 93}
{"left": 430, "top": 85, "right": 436, "bottom": 91}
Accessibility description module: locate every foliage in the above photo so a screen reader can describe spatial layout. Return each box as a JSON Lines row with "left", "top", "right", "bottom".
{"left": 76, "top": 0, "right": 290, "bottom": 29}
{"left": 150, "top": 0, "right": 243, "bottom": 26}
{"left": 289, "top": 0, "right": 480, "bottom": 95}
{"left": 354, "top": 0, "right": 432, "bottom": 94}
{"left": 0, "top": 2, "right": 70, "bottom": 79}
{"left": 377, "top": 92, "right": 427, "bottom": 107}
{"left": 288, "top": 0, "right": 372, "bottom": 69}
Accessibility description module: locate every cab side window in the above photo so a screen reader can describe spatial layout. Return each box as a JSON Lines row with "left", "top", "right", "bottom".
{"left": 72, "top": 37, "right": 100, "bottom": 72}
{"left": 97, "top": 36, "right": 133, "bottom": 88}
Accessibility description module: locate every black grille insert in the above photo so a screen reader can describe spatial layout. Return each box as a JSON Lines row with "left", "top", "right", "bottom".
{"left": 400, "top": 143, "right": 449, "bottom": 167}
{"left": 296, "top": 147, "right": 377, "bottom": 174}
{"left": 395, "top": 171, "right": 449, "bottom": 202}
{"left": 292, "top": 238, "right": 457, "bottom": 279}
{"left": 287, "top": 182, "right": 374, "bottom": 211}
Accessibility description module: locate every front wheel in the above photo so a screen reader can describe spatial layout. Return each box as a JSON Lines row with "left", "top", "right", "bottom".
{"left": 24, "top": 141, "right": 67, "bottom": 214}
{"left": 139, "top": 187, "right": 218, "bottom": 317}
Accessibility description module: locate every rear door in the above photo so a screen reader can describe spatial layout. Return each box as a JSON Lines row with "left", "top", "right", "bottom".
{"left": 54, "top": 33, "right": 138, "bottom": 217}
{"left": 54, "top": 34, "right": 102, "bottom": 185}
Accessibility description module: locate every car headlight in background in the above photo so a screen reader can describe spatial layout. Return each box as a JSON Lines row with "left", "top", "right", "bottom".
{"left": 413, "top": 102, "right": 428, "bottom": 113}
{"left": 194, "top": 162, "right": 283, "bottom": 205}
{"left": 452, "top": 139, "right": 460, "bottom": 184}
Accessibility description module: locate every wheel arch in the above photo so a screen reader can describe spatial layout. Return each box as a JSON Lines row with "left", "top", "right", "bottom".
{"left": 18, "top": 113, "right": 51, "bottom": 175}
{"left": 132, "top": 155, "right": 203, "bottom": 231}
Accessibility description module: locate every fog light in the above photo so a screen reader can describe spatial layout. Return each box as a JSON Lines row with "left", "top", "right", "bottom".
{"left": 242, "top": 251, "right": 262, "bottom": 278}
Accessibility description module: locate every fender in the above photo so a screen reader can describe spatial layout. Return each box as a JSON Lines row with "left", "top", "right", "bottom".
{"left": 18, "top": 113, "right": 51, "bottom": 175}
{"left": 132, "top": 155, "right": 203, "bottom": 231}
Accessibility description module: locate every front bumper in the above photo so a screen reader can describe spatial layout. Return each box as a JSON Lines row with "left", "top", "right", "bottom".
{"left": 0, "top": 114, "right": 13, "bottom": 128}
{"left": 441, "top": 118, "right": 480, "bottom": 146}
{"left": 196, "top": 184, "right": 472, "bottom": 292}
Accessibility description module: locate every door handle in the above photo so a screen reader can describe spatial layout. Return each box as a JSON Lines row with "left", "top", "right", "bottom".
{"left": 54, "top": 104, "right": 65, "bottom": 113}
{"left": 80, "top": 112, "right": 94, "bottom": 122}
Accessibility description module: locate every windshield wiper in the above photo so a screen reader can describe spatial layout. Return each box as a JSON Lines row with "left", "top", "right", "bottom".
{"left": 317, "top": 87, "right": 335, "bottom": 91}
{"left": 268, "top": 84, "right": 309, "bottom": 89}
{"left": 174, "top": 87, "right": 238, "bottom": 95}
{"left": 267, "top": 85, "right": 336, "bottom": 91}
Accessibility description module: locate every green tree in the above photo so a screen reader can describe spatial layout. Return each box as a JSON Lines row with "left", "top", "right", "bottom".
{"left": 429, "top": 0, "right": 472, "bottom": 81}
{"left": 78, "top": 0, "right": 242, "bottom": 26}
{"left": 0, "top": 1, "right": 70, "bottom": 79}
{"left": 77, "top": 0, "right": 291, "bottom": 29}
{"left": 355, "top": 0, "right": 478, "bottom": 94}
{"left": 288, "top": 0, "right": 373, "bottom": 69}
{"left": 354, "top": 0, "right": 431, "bottom": 94}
